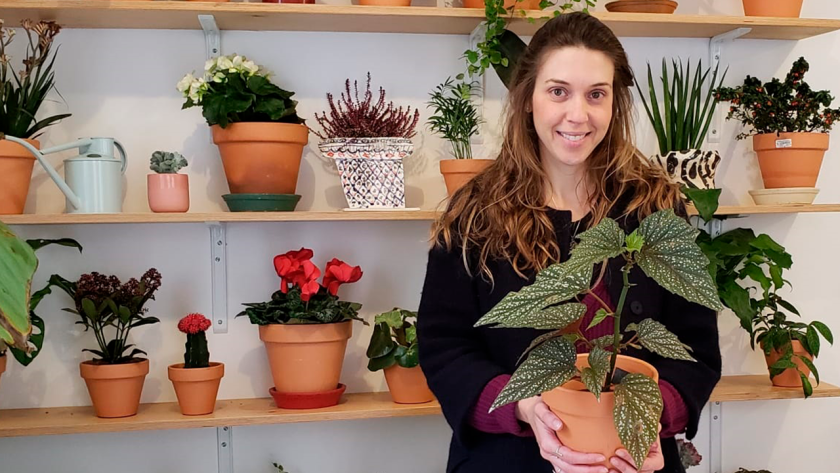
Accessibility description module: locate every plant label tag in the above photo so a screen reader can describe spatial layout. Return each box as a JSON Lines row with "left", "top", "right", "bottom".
{"left": 775, "top": 139, "right": 793, "bottom": 148}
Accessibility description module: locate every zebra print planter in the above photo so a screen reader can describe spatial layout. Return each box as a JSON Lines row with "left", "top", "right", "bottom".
{"left": 650, "top": 149, "right": 721, "bottom": 190}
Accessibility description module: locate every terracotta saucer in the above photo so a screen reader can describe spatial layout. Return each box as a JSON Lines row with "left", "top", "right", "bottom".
{"left": 605, "top": 0, "right": 678, "bottom": 13}
{"left": 269, "top": 383, "right": 347, "bottom": 409}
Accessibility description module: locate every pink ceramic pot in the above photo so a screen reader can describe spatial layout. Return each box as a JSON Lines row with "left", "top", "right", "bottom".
{"left": 148, "top": 174, "right": 190, "bottom": 213}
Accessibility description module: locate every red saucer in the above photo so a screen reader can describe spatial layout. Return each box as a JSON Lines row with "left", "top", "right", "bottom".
{"left": 269, "top": 383, "right": 347, "bottom": 409}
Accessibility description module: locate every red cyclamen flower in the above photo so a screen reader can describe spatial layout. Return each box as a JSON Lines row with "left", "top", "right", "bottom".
{"left": 321, "top": 258, "right": 363, "bottom": 296}
{"left": 295, "top": 260, "right": 322, "bottom": 302}
{"left": 274, "top": 248, "right": 315, "bottom": 293}
{"left": 178, "top": 313, "right": 212, "bottom": 334}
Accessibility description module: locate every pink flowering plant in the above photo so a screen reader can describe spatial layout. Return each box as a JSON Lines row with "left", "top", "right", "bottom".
{"left": 178, "top": 313, "right": 212, "bottom": 369}
{"left": 51, "top": 269, "right": 162, "bottom": 364}
{"left": 716, "top": 57, "right": 840, "bottom": 139}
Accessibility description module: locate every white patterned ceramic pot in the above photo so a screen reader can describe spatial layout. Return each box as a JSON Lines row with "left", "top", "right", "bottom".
{"left": 650, "top": 149, "right": 721, "bottom": 190}
{"left": 319, "top": 137, "right": 412, "bottom": 209}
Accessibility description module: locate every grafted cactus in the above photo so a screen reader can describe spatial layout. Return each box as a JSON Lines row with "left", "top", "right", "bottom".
{"left": 0, "top": 221, "right": 37, "bottom": 351}
{"left": 178, "top": 313, "right": 211, "bottom": 368}
{"left": 150, "top": 151, "right": 188, "bottom": 174}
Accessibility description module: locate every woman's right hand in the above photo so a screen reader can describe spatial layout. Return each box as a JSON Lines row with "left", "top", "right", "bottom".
{"left": 516, "top": 396, "right": 609, "bottom": 473}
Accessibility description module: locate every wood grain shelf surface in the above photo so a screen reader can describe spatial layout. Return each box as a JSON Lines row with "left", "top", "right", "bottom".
{"left": 2, "top": 1, "right": 839, "bottom": 39}
{"left": 1, "top": 376, "right": 837, "bottom": 438}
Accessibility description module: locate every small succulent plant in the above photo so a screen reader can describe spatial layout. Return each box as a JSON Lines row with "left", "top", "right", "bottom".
{"left": 150, "top": 151, "right": 188, "bottom": 174}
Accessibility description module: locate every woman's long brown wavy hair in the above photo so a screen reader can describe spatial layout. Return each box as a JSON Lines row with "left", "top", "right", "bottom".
{"left": 432, "top": 12, "right": 681, "bottom": 281}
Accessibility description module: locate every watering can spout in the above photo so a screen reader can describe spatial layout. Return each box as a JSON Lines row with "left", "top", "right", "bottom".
{"left": 1, "top": 134, "right": 85, "bottom": 210}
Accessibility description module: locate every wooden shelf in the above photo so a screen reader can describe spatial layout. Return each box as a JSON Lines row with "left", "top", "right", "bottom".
{"left": 0, "top": 210, "right": 439, "bottom": 225}
{"left": 2, "top": 1, "right": 839, "bottom": 39}
{"left": 0, "top": 376, "right": 836, "bottom": 438}
{"left": 695, "top": 204, "right": 840, "bottom": 216}
{"left": 709, "top": 375, "right": 840, "bottom": 402}
{"left": 0, "top": 392, "right": 442, "bottom": 438}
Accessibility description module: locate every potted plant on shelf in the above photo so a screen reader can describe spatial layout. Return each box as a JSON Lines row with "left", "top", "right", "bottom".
{"left": 475, "top": 209, "right": 722, "bottom": 468}
{"left": 177, "top": 54, "right": 307, "bottom": 212}
{"left": 366, "top": 308, "right": 434, "bottom": 404}
{"left": 168, "top": 313, "right": 224, "bottom": 415}
{"left": 0, "top": 19, "right": 70, "bottom": 215}
{"left": 314, "top": 73, "right": 419, "bottom": 210}
{"left": 742, "top": 0, "right": 802, "bottom": 18}
{"left": 426, "top": 76, "right": 490, "bottom": 196}
{"left": 716, "top": 57, "right": 840, "bottom": 204}
{"left": 637, "top": 59, "right": 726, "bottom": 191}
{"left": 237, "top": 248, "right": 367, "bottom": 408}
{"left": 51, "top": 268, "right": 162, "bottom": 418}
{"left": 687, "top": 192, "right": 833, "bottom": 397}
{"left": 0, "top": 221, "right": 82, "bottom": 391}
{"left": 148, "top": 151, "right": 189, "bottom": 213}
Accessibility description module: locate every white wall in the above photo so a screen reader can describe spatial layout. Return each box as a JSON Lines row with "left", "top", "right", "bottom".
{"left": 2, "top": 0, "right": 840, "bottom": 472}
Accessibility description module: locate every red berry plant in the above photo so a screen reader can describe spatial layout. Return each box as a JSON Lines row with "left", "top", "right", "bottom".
{"left": 51, "top": 269, "right": 162, "bottom": 364}
{"left": 716, "top": 57, "right": 840, "bottom": 139}
{"left": 237, "top": 248, "right": 367, "bottom": 325}
{"left": 313, "top": 73, "right": 420, "bottom": 140}
{"left": 178, "top": 313, "right": 212, "bottom": 369}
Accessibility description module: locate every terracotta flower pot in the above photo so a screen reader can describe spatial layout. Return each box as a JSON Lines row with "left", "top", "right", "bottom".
{"left": 211, "top": 122, "right": 309, "bottom": 195}
{"left": 147, "top": 174, "right": 190, "bottom": 213}
{"left": 742, "top": 0, "right": 802, "bottom": 17}
{"left": 258, "top": 322, "right": 352, "bottom": 394}
{"left": 439, "top": 159, "right": 493, "bottom": 196}
{"left": 80, "top": 359, "right": 149, "bottom": 418}
{"left": 0, "top": 354, "right": 7, "bottom": 391}
{"left": 462, "top": 0, "right": 541, "bottom": 9}
{"left": 753, "top": 132, "right": 828, "bottom": 188}
{"left": 605, "top": 0, "right": 678, "bottom": 13}
{"left": 542, "top": 355, "right": 659, "bottom": 468}
{"left": 0, "top": 138, "right": 39, "bottom": 215}
{"left": 383, "top": 365, "right": 435, "bottom": 404}
{"left": 360, "top": 0, "right": 411, "bottom": 5}
{"left": 763, "top": 340, "right": 813, "bottom": 388}
{"left": 168, "top": 362, "right": 225, "bottom": 415}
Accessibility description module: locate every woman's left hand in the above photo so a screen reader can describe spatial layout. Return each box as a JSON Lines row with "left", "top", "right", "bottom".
{"left": 608, "top": 437, "right": 664, "bottom": 473}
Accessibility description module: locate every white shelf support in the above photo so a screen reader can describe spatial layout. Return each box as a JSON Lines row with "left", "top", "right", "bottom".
{"left": 468, "top": 23, "right": 487, "bottom": 147}
{"left": 199, "top": 14, "right": 221, "bottom": 61}
{"left": 217, "top": 426, "right": 233, "bottom": 473}
{"left": 707, "top": 28, "right": 751, "bottom": 144}
{"left": 709, "top": 401, "right": 723, "bottom": 473}
{"left": 208, "top": 222, "right": 229, "bottom": 334}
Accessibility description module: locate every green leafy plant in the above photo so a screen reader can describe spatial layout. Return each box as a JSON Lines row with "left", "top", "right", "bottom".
{"left": 237, "top": 248, "right": 366, "bottom": 326}
{"left": 426, "top": 77, "right": 483, "bottom": 159}
{"left": 716, "top": 57, "right": 840, "bottom": 139}
{"left": 475, "top": 209, "right": 722, "bottom": 468}
{"left": 366, "top": 308, "right": 419, "bottom": 371}
{"left": 177, "top": 54, "right": 304, "bottom": 129}
{"left": 51, "top": 268, "right": 162, "bottom": 364}
{"left": 686, "top": 190, "right": 833, "bottom": 398}
{"left": 464, "top": 1, "right": 594, "bottom": 89}
{"left": 150, "top": 151, "right": 188, "bottom": 174}
{"left": 0, "top": 19, "right": 71, "bottom": 138}
{"left": 0, "top": 221, "right": 82, "bottom": 366}
{"left": 637, "top": 59, "right": 726, "bottom": 155}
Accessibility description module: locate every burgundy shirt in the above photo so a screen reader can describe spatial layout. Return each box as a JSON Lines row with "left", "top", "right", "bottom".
{"left": 468, "top": 280, "right": 689, "bottom": 438}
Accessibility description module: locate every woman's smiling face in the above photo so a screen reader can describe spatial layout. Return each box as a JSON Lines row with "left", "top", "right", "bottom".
{"left": 531, "top": 46, "right": 615, "bottom": 171}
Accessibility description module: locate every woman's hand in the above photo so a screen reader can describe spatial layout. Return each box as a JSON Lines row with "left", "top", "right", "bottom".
{"left": 608, "top": 436, "right": 664, "bottom": 473}
{"left": 516, "top": 396, "right": 609, "bottom": 473}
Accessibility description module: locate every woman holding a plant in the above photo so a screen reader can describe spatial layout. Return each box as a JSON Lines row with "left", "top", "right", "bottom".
{"left": 417, "top": 13, "right": 722, "bottom": 473}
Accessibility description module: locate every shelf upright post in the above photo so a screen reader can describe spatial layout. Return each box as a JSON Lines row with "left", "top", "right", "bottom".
{"left": 217, "top": 426, "right": 234, "bottom": 473}
{"left": 707, "top": 27, "right": 751, "bottom": 144}
{"left": 199, "top": 14, "right": 221, "bottom": 62}
{"left": 468, "top": 23, "right": 487, "bottom": 147}
{"left": 208, "top": 222, "right": 229, "bottom": 334}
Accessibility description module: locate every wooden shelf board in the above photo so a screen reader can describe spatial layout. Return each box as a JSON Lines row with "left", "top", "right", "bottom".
{"left": 692, "top": 204, "right": 840, "bottom": 216}
{"left": 709, "top": 375, "right": 840, "bottom": 402}
{"left": 0, "top": 210, "right": 439, "bottom": 225}
{"left": 0, "top": 392, "right": 442, "bottom": 438}
{"left": 2, "top": 1, "right": 839, "bottom": 39}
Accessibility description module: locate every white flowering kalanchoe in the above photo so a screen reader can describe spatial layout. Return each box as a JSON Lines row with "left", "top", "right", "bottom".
{"left": 177, "top": 54, "right": 265, "bottom": 104}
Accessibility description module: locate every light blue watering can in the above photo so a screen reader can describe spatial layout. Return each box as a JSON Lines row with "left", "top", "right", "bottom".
{"left": 1, "top": 135, "right": 127, "bottom": 214}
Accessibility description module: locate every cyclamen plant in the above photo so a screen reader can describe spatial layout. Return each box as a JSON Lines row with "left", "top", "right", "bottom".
{"left": 150, "top": 151, "right": 188, "bottom": 174}
{"left": 366, "top": 308, "right": 419, "bottom": 371}
{"left": 51, "top": 269, "right": 162, "bottom": 364}
{"left": 237, "top": 248, "right": 366, "bottom": 325}
{"left": 475, "top": 209, "right": 722, "bottom": 468}
{"left": 716, "top": 57, "right": 840, "bottom": 139}
{"left": 313, "top": 73, "right": 420, "bottom": 140}
{"left": 178, "top": 313, "right": 212, "bottom": 369}
{"left": 177, "top": 54, "right": 304, "bottom": 129}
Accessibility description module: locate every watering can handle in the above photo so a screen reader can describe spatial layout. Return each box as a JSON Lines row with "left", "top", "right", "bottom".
{"left": 114, "top": 140, "right": 127, "bottom": 174}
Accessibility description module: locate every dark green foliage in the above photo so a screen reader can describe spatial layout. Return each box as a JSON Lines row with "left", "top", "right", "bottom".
{"left": 236, "top": 286, "right": 364, "bottom": 325}
{"left": 365, "top": 308, "right": 419, "bottom": 371}
{"left": 184, "top": 332, "right": 209, "bottom": 369}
